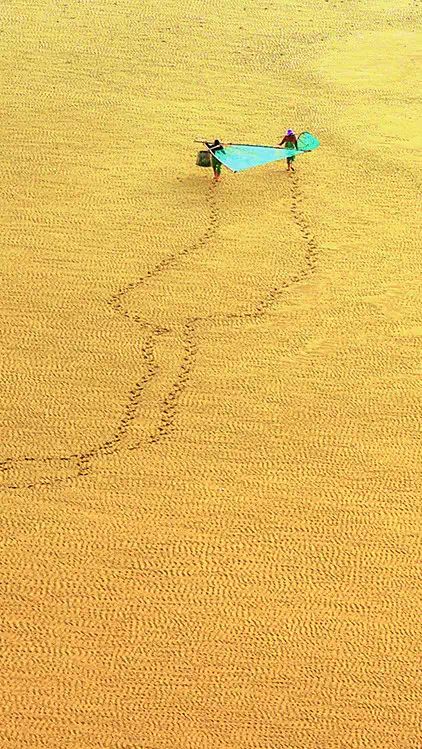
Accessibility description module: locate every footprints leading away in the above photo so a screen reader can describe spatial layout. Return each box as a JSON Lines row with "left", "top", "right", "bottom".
{"left": 1, "top": 176, "right": 320, "bottom": 491}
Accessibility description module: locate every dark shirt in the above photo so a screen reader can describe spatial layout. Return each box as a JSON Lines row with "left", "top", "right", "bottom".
{"left": 206, "top": 141, "right": 225, "bottom": 153}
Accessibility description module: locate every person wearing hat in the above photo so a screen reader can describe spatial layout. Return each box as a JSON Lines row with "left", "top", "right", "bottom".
{"left": 278, "top": 129, "right": 298, "bottom": 171}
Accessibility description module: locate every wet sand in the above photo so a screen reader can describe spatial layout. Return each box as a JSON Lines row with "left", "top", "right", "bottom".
{"left": 1, "top": 1, "right": 421, "bottom": 747}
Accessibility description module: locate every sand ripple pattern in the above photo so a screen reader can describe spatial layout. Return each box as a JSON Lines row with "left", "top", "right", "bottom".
{"left": 1, "top": 177, "right": 319, "bottom": 490}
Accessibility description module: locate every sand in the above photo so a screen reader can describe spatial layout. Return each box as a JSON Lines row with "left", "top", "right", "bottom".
{"left": 0, "top": 1, "right": 421, "bottom": 747}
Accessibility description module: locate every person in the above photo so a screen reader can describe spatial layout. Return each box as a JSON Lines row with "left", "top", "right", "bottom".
{"left": 278, "top": 129, "right": 298, "bottom": 171}
{"left": 206, "top": 139, "right": 225, "bottom": 181}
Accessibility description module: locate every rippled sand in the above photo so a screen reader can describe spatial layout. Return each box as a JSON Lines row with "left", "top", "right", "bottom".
{"left": 1, "top": 1, "right": 421, "bottom": 747}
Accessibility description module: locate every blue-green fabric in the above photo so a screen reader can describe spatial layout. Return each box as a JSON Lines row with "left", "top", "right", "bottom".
{"left": 210, "top": 132, "right": 319, "bottom": 173}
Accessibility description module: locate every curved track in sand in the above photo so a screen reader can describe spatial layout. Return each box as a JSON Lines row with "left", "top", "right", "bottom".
{"left": 1, "top": 174, "right": 319, "bottom": 491}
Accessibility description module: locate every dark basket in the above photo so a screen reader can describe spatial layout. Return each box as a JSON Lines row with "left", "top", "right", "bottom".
{"left": 196, "top": 150, "right": 212, "bottom": 167}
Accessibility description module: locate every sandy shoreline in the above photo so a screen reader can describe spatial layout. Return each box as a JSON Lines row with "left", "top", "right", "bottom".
{"left": 1, "top": 1, "right": 421, "bottom": 747}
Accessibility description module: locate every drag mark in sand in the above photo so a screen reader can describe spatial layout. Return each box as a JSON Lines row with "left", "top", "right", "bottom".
{"left": 130, "top": 176, "right": 320, "bottom": 449}
{"left": 0, "top": 184, "right": 219, "bottom": 490}
{"left": 1, "top": 177, "right": 320, "bottom": 489}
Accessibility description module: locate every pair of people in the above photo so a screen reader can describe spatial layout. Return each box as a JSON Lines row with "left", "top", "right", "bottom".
{"left": 206, "top": 129, "right": 299, "bottom": 180}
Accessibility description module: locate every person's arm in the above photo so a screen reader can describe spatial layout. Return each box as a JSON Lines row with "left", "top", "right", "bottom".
{"left": 278, "top": 136, "right": 287, "bottom": 147}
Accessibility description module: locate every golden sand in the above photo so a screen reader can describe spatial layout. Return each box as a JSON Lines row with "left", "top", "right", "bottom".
{"left": 1, "top": 1, "right": 421, "bottom": 747}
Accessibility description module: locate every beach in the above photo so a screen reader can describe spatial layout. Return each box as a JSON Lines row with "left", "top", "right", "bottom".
{"left": 0, "top": 1, "right": 421, "bottom": 746}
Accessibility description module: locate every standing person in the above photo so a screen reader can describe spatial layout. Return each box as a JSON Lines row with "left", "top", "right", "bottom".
{"left": 206, "top": 139, "right": 225, "bottom": 181}
{"left": 278, "top": 129, "right": 298, "bottom": 171}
